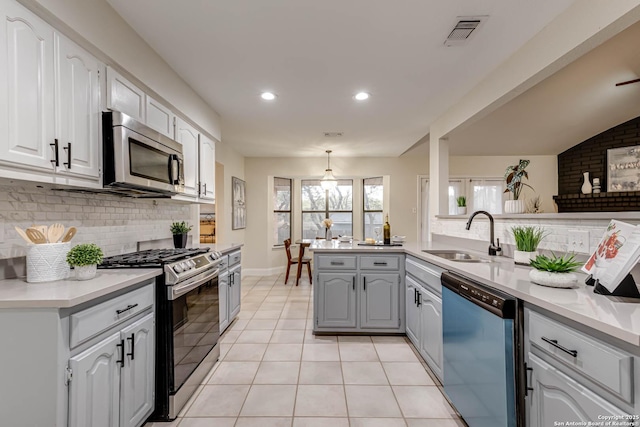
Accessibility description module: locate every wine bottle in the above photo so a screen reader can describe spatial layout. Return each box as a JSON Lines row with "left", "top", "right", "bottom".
{"left": 383, "top": 214, "right": 391, "bottom": 245}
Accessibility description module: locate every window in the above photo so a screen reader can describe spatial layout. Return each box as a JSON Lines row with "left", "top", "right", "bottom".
{"left": 273, "top": 177, "right": 292, "bottom": 245}
{"left": 363, "top": 177, "right": 383, "bottom": 239}
{"left": 470, "top": 179, "right": 503, "bottom": 214}
{"left": 301, "top": 179, "right": 353, "bottom": 238}
{"left": 448, "top": 179, "right": 464, "bottom": 215}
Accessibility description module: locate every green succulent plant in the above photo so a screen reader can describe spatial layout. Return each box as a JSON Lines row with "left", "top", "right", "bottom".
{"left": 170, "top": 221, "right": 192, "bottom": 235}
{"left": 66, "top": 243, "right": 104, "bottom": 267}
{"left": 456, "top": 196, "right": 466, "bottom": 207}
{"left": 512, "top": 226, "right": 546, "bottom": 252}
{"left": 530, "top": 253, "right": 582, "bottom": 273}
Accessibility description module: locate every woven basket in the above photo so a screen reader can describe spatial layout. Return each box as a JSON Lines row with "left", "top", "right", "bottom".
{"left": 26, "top": 242, "right": 71, "bottom": 283}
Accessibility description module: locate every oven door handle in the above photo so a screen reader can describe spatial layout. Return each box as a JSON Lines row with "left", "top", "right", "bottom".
{"left": 170, "top": 268, "right": 219, "bottom": 300}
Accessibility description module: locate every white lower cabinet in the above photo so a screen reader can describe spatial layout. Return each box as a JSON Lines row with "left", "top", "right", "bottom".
{"left": 317, "top": 272, "right": 357, "bottom": 329}
{"left": 360, "top": 273, "right": 400, "bottom": 329}
{"left": 527, "top": 353, "right": 627, "bottom": 427}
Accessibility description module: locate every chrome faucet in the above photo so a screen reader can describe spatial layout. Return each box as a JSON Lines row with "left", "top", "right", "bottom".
{"left": 465, "top": 210, "right": 502, "bottom": 256}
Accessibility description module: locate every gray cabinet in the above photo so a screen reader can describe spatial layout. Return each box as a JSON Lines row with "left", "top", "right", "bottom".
{"left": 405, "top": 256, "right": 444, "bottom": 381}
{"left": 360, "top": 273, "right": 400, "bottom": 329}
{"left": 219, "top": 250, "right": 242, "bottom": 334}
{"left": 313, "top": 253, "right": 404, "bottom": 333}
{"left": 525, "top": 307, "right": 638, "bottom": 426}
{"left": 317, "top": 272, "right": 357, "bottom": 328}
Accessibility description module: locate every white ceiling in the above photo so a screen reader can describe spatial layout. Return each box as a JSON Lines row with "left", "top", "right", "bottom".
{"left": 106, "top": 0, "right": 574, "bottom": 157}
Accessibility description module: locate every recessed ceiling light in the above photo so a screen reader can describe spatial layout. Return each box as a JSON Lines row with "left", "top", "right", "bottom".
{"left": 354, "top": 92, "right": 370, "bottom": 101}
{"left": 261, "top": 92, "right": 277, "bottom": 101}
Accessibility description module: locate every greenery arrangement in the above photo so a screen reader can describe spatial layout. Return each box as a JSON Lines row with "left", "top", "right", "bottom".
{"left": 511, "top": 226, "right": 546, "bottom": 252}
{"left": 504, "top": 159, "right": 533, "bottom": 200}
{"left": 456, "top": 196, "right": 466, "bottom": 208}
{"left": 66, "top": 243, "right": 104, "bottom": 266}
{"left": 530, "top": 253, "right": 582, "bottom": 273}
{"left": 170, "top": 221, "right": 193, "bottom": 235}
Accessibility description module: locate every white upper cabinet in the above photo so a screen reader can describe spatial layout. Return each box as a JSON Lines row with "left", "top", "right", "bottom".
{"left": 0, "top": 0, "right": 56, "bottom": 172}
{"left": 199, "top": 134, "right": 215, "bottom": 201}
{"left": 146, "top": 95, "right": 175, "bottom": 138}
{"left": 106, "top": 66, "right": 145, "bottom": 122}
{"left": 175, "top": 117, "right": 199, "bottom": 197}
{"left": 55, "top": 33, "right": 101, "bottom": 181}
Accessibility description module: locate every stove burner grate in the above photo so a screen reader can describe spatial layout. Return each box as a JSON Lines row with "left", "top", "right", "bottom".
{"left": 99, "top": 248, "right": 210, "bottom": 268}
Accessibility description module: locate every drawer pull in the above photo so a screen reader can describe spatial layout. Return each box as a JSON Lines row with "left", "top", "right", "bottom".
{"left": 373, "top": 261, "right": 387, "bottom": 266}
{"left": 116, "top": 303, "right": 139, "bottom": 316}
{"left": 330, "top": 261, "right": 344, "bottom": 266}
{"left": 541, "top": 336, "right": 577, "bottom": 357}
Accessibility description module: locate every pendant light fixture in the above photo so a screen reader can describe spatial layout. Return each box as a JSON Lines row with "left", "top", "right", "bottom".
{"left": 321, "top": 150, "right": 338, "bottom": 190}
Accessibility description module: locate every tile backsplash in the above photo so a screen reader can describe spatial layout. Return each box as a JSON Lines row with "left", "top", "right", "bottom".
{"left": 0, "top": 180, "right": 191, "bottom": 260}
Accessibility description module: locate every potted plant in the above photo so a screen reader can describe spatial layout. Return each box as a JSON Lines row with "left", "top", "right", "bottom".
{"left": 529, "top": 253, "right": 582, "bottom": 288}
{"left": 511, "top": 226, "right": 546, "bottom": 265}
{"left": 170, "top": 221, "right": 193, "bottom": 248}
{"left": 456, "top": 196, "right": 467, "bottom": 215}
{"left": 504, "top": 159, "right": 533, "bottom": 214}
{"left": 66, "top": 243, "right": 104, "bottom": 280}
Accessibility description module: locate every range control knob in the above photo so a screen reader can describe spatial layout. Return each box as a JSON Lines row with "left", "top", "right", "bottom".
{"left": 173, "top": 264, "right": 183, "bottom": 273}
{"left": 188, "top": 260, "right": 196, "bottom": 268}
{"left": 181, "top": 261, "right": 190, "bottom": 271}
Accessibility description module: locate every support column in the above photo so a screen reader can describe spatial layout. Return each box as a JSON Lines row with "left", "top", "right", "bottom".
{"left": 428, "top": 134, "right": 449, "bottom": 241}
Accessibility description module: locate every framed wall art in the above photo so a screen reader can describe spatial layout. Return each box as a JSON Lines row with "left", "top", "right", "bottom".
{"left": 607, "top": 145, "right": 640, "bottom": 192}
{"left": 232, "top": 176, "right": 246, "bottom": 229}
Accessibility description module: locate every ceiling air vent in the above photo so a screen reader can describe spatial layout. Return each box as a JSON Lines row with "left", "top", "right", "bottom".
{"left": 445, "top": 18, "right": 484, "bottom": 46}
{"left": 324, "top": 132, "right": 343, "bottom": 138}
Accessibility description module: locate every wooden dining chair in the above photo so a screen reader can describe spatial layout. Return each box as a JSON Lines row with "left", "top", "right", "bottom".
{"left": 283, "top": 239, "right": 312, "bottom": 285}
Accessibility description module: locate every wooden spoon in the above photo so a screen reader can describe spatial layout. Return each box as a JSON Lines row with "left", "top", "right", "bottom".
{"left": 31, "top": 224, "right": 48, "bottom": 240}
{"left": 14, "top": 226, "right": 32, "bottom": 244}
{"left": 47, "top": 223, "right": 65, "bottom": 243}
{"left": 25, "top": 228, "right": 48, "bottom": 244}
{"left": 61, "top": 227, "right": 77, "bottom": 243}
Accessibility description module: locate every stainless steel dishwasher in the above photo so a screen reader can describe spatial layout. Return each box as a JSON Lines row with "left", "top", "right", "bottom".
{"left": 441, "top": 271, "right": 521, "bottom": 427}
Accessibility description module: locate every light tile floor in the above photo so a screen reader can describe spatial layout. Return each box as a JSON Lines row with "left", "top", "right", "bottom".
{"left": 146, "top": 274, "right": 466, "bottom": 427}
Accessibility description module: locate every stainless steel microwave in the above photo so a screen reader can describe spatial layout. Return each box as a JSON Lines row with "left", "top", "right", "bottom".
{"left": 102, "top": 111, "right": 185, "bottom": 196}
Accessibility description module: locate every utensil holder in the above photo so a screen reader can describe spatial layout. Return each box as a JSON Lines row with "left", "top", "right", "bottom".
{"left": 26, "top": 242, "right": 71, "bottom": 283}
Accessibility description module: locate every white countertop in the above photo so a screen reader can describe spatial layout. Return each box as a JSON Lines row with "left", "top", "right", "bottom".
{"left": 198, "top": 243, "right": 244, "bottom": 254}
{"left": 309, "top": 240, "right": 640, "bottom": 347}
{"left": 0, "top": 269, "right": 160, "bottom": 309}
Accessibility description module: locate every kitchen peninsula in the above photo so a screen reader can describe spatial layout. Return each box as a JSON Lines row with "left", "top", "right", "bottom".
{"left": 309, "top": 239, "right": 640, "bottom": 426}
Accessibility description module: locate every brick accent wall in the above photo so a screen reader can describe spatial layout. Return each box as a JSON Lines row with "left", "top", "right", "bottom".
{"left": 558, "top": 116, "right": 640, "bottom": 195}
{"left": 556, "top": 116, "right": 640, "bottom": 212}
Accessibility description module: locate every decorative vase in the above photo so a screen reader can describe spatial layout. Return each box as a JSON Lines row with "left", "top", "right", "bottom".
{"left": 529, "top": 269, "right": 578, "bottom": 288}
{"left": 504, "top": 200, "right": 525, "bottom": 214}
{"left": 514, "top": 250, "right": 538, "bottom": 265}
{"left": 325, "top": 228, "right": 333, "bottom": 241}
{"left": 581, "top": 172, "right": 592, "bottom": 194}
{"left": 173, "top": 233, "right": 188, "bottom": 248}
{"left": 75, "top": 264, "right": 97, "bottom": 281}
{"left": 457, "top": 206, "right": 467, "bottom": 215}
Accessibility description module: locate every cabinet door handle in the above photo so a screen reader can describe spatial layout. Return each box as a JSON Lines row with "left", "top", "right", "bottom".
{"left": 330, "top": 261, "right": 344, "bottom": 266}
{"left": 126, "top": 333, "right": 135, "bottom": 360}
{"left": 373, "top": 261, "right": 387, "bottom": 266}
{"left": 116, "top": 339, "right": 125, "bottom": 367}
{"left": 50, "top": 139, "right": 59, "bottom": 167}
{"left": 525, "top": 363, "right": 534, "bottom": 396}
{"left": 352, "top": 276, "right": 355, "bottom": 291}
{"left": 363, "top": 277, "right": 366, "bottom": 291}
{"left": 116, "top": 303, "right": 138, "bottom": 316}
{"left": 541, "top": 336, "right": 578, "bottom": 357}
{"left": 414, "top": 288, "right": 418, "bottom": 305}
{"left": 63, "top": 142, "right": 71, "bottom": 169}
{"left": 203, "top": 182, "right": 207, "bottom": 195}
{"left": 417, "top": 292, "right": 422, "bottom": 307}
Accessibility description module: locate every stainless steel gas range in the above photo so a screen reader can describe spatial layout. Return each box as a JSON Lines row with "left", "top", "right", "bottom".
{"left": 100, "top": 248, "right": 224, "bottom": 421}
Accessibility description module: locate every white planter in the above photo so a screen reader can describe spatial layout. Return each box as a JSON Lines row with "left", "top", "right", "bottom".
{"left": 504, "top": 200, "right": 525, "bottom": 214}
{"left": 529, "top": 269, "right": 578, "bottom": 288}
{"left": 75, "top": 264, "right": 97, "bottom": 281}
{"left": 456, "top": 206, "right": 467, "bottom": 215}
{"left": 26, "top": 242, "right": 71, "bottom": 283}
{"left": 514, "top": 250, "right": 538, "bottom": 265}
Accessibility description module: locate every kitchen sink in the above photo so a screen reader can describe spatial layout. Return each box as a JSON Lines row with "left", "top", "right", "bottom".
{"left": 422, "top": 250, "right": 490, "bottom": 263}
